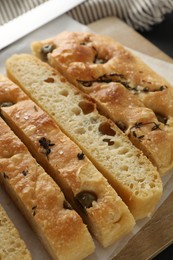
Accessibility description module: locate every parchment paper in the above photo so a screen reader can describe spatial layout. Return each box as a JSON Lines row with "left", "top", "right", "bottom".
{"left": 0, "top": 14, "right": 173, "bottom": 260}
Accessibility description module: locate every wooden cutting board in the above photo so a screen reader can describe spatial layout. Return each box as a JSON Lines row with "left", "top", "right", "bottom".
{"left": 88, "top": 17, "right": 173, "bottom": 260}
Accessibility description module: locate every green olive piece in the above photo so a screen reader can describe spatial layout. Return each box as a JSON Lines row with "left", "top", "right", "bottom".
{"left": 74, "top": 191, "right": 97, "bottom": 210}
{"left": 0, "top": 102, "right": 14, "bottom": 107}
{"left": 41, "top": 44, "right": 55, "bottom": 61}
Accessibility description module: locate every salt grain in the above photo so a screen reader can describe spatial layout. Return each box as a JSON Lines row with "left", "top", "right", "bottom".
{"left": 23, "top": 113, "right": 31, "bottom": 120}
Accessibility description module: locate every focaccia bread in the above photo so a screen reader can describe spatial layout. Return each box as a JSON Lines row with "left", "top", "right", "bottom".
{"left": 31, "top": 31, "right": 173, "bottom": 175}
{"left": 6, "top": 54, "right": 163, "bottom": 220}
{"left": 0, "top": 204, "right": 31, "bottom": 260}
{"left": 0, "top": 75, "right": 135, "bottom": 248}
{"left": 0, "top": 117, "right": 94, "bottom": 260}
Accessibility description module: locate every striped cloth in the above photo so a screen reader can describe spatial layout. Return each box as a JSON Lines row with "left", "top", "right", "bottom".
{"left": 0, "top": 0, "right": 48, "bottom": 25}
{"left": 1, "top": 0, "right": 173, "bottom": 31}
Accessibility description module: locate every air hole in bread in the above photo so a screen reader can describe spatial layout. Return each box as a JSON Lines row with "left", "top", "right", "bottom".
{"left": 117, "top": 147, "right": 129, "bottom": 155}
{"left": 71, "top": 107, "right": 81, "bottom": 115}
{"left": 150, "top": 182, "right": 156, "bottom": 188}
{"left": 134, "top": 190, "right": 139, "bottom": 196}
{"left": 113, "top": 141, "right": 121, "bottom": 148}
{"left": 90, "top": 117, "right": 98, "bottom": 124}
{"left": 75, "top": 127, "right": 86, "bottom": 134}
{"left": 129, "top": 183, "right": 134, "bottom": 189}
{"left": 78, "top": 101, "right": 94, "bottom": 115}
{"left": 98, "top": 122, "right": 116, "bottom": 136}
{"left": 134, "top": 177, "right": 145, "bottom": 182}
{"left": 154, "top": 174, "right": 158, "bottom": 180}
{"left": 2, "top": 150, "right": 14, "bottom": 158}
{"left": 44, "top": 77, "right": 55, "bottom": 83}
{"left": 59, "top": 89, "right": 69, "bottom": 97}
{"left": 88, "top": 125, "right": 94, "bottom": 131}
{"left": 7, "top": 247, "right": 16, "bottom": 253}
{"left": 126, "top": 152, "right": 134, "bottom": 158}
{"left": 120, "top": 165, "right": 129, "bottom": 171}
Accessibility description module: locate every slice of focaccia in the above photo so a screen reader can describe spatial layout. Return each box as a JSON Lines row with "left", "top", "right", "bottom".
{"left": 0, "top": 117, "right": 94, "bottom": 260}
{"left": 6, "top": 54, "right": 163, "bottom": 220}
{"left": 31, "top": 31, "right": 173, "bottom": 175}
{"left": 0, "top": 75, "right": 135, "bottom": 248}
{"left": 0, "top": 204, "right": 31, "bottom": 260}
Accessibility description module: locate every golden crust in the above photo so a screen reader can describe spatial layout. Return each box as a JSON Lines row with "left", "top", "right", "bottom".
{"left": 0, "top": 75, "right": 135, "bottom": 247}
{"left": 0, "top": 115, "right": 94, "bottom": 260}
{"left": 32, "top": 31, "right": 173, "bottom": 174}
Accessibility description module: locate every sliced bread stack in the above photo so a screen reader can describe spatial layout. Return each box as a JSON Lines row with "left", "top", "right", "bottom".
{"left": 31, "top": 31, "right": 173, "bottom": 175}
{"left": 6, "top": 54, "right": 163, "bottom": 220}
{"left": 0, "top": 74, "right": 135, "bottom": 248}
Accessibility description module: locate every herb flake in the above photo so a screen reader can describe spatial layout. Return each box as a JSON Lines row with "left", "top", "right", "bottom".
{"left": 22, "top": 170, "right": 28, "bottom": 176}
{"left": 77, "top": 152, "right": 85, "bottom": 160}
{"left": 39, "top": 137, "right": 55, "bottom": 158}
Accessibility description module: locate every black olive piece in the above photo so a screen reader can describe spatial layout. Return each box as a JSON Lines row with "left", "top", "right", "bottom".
{"left": 0, "top": 102, "right": 14, "bottom": 107}
{"left": 63, "top": 200, "right": 73, "bottom": 210}
{"left": 155, "top": 113, "right": 168, "bottom": 125}
{"left": 41, "top": 44, "right": 55, "bottom": 61}
{"left": 77, "top": 152, "right": 85, "bottom": 160}
{"left": 74, "top": 191, "right": 97, "bottom": 210}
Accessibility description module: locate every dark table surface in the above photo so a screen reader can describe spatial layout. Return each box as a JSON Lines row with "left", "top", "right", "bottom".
{"left": 139, "top": 11, "right": 173, "bottom": 260}
{"left": 140, "top": 12, "right": 173, "bottom": 59}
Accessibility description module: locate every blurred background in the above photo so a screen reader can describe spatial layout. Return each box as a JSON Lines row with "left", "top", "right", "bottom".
{"left": 140, "top": 11, "right": 173, "bottom": 58}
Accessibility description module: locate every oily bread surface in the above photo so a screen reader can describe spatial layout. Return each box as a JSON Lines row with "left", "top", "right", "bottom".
{"left": 0, "top": 116, "right": 94, "bottom": 260}
{"left": 6, "top": 54, "right": 163, "bottom": 220}
{"left": 31, "top": 31, "right": 173, "bottom": 175}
